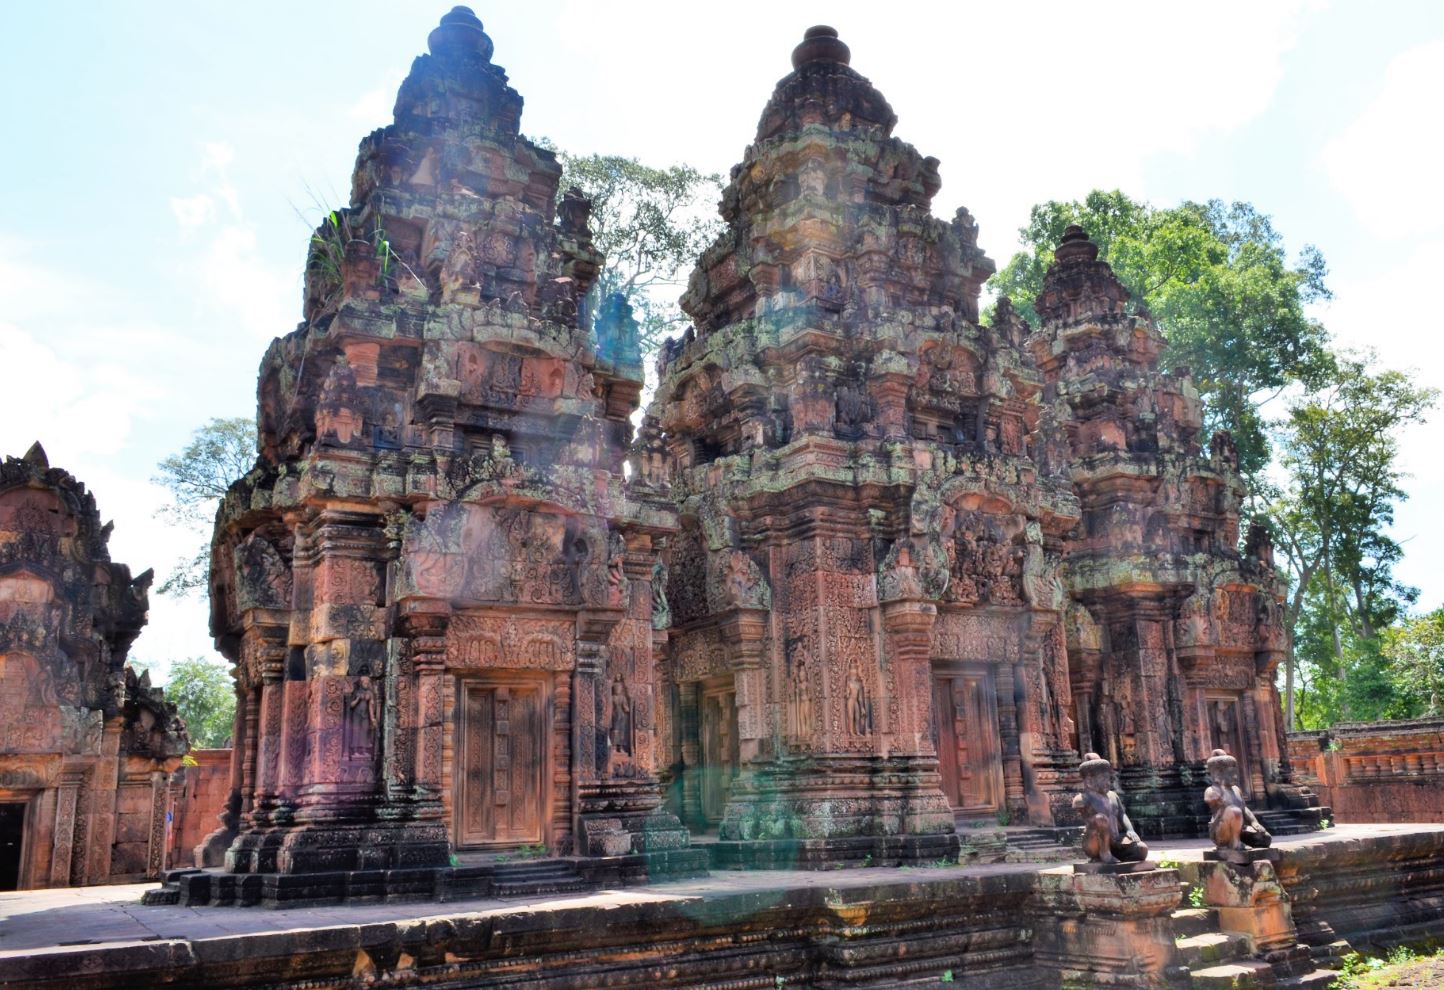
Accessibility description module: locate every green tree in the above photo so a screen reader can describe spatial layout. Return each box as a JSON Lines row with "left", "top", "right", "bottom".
{"left": 132, "top": 656, "right": 236, "bottom": 748}
{"left": 1268, "top": 352, "right": 1436, "bottom": 725}
{"left": 549, "top": 147, "right": 723, "bottom": 361}
{"left": 1382, "top": 609, "right": 1444, "bottom": 717}
{"left": 990, "top": 190, "right": 1334, "bottom": 479}
{"left": 153, "top": 416, "right": 255, "bottom": 596}
{"left": 161, "top": 656, "right": 236, "bottom": 748}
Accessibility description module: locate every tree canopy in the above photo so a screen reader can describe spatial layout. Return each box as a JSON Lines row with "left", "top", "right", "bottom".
{"left": 1269, "top": 352, "right": 1437, "bottom": 725}
{"left": 152, "top": 416, "right": 255, "bottom": 595}
{"left": 548, "top": 147, "right": 723, "bottom": 362}
{"left": 990, "top": 190, "right": 1334, "bottom": 479}
{"left": 132, "top": 655, "right": 235, "bottom": 749}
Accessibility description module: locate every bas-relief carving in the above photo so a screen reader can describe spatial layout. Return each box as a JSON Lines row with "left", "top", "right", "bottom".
{"left": 402, "top": 503, "right": 613, "bottom": 608}
{"left": 931, "top": 611, "right": 1024, "bottom": 665}
{"left": 446, "top": 614, "right": 576, "bottom": 671}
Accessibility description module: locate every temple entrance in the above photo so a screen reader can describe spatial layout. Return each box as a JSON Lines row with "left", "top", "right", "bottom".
{"left": 456, "top": 679, "right": 547, "bottom": 848}
{"left": 698, "top": 682, "right": 739, "bottom": 825}
{"left": 1206, "top": 693, "right": 1250, "bottom": 795}
{"left": 0, "top": 802, "right": 24, "bottom": 891}
{"left": 932, "top": 669, "right": 1004, "bottom": 815}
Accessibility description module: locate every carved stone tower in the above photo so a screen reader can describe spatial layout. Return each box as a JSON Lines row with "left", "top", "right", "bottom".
{"left": 1031, "top": 226, "right": 1315, "bottom": 834}
{"left": 178, "top": 7, "right": 695, "bottom": 904}
{"left": 652, "top": 27, "right": 1081, "bottom": 863}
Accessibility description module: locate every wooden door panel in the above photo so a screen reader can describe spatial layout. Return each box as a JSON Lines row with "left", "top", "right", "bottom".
{"left": 699, "top": 689, "right": 737, "bottom": 825}
{"left": 933, "top": 670, "right": 1002, "bottom": 814}
{"left": 458, "top": 682, "right": 544, "bottom": 847}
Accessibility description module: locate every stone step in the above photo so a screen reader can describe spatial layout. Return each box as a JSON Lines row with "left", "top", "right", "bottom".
{"left": 1277, "top": 970, "right": 1340, "bottom": 990}
{"left": 1189, "top": 959, "right": 1273, "bottom": 988}
{"left": 1172, "top": 907, "right": 1218, "bottom": 937}
{"left": 1256, "top": 808, "right": 1331, "bottom": 836}
{"left": 492, "top": 878, "right": 597, "bottom": 898}
{"left": 1177, "top": 932, "right": 1251, "bottom": 968}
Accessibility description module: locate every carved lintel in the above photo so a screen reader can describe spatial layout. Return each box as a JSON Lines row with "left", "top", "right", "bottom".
{"left": 880, "top": 599, "right": 937, "bottom": 636}
{"left": 577, "top": 607, "right": 625, "bottom": 645}
{"left": 719, "top": 607, "right": 768, "bottom": 667}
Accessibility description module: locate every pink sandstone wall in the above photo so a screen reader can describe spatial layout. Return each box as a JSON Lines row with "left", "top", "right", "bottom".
{"left": 1290, "top": 718, "right": 1444, "bottom": 823}
{"left": 166, "top": 749, "right": 231, "bottom": 869}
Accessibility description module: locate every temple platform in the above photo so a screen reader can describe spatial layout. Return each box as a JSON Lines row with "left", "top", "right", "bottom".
{"left": 3, "top": 824, "right": 1443, "bottom": 989}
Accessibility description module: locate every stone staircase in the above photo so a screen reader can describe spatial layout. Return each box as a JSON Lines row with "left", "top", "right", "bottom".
{"left": 1001, "top": 826, "right": 1082, "bottom": 862}
{"left": 1171, "top": 904, "right": 1339, "bottom": 988}
{"left": 1256, "top": 808, "right": 1332, "bottom": 836}
{"left": 488, "top": 858, "right": 597, "bottom": 898}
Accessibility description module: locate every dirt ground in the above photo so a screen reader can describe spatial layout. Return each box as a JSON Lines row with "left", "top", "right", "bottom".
{"left": 1342, "top": 953, "right": 1444, "bottom": 989}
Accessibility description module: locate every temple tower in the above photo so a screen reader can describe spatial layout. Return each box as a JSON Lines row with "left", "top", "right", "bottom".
{"left": 189, "top": 8, "right": 693, "bottom": 903}
{"left": 0, "top": 443, "right": 188, "bottom": 890}
{"left": 1030, "top": 226, "right": 1314, "bottom": 834}
{"left": 652, "top": 27, "right": 1081, "bottom": 863}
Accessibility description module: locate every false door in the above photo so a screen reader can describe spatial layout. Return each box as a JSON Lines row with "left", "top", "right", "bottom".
{"left": 457, "top": 680, "right": 546, "bottom": 847}
{"left": 932, "top": 669, "right": 1004, "bottom": 815}
{"left": 698, "top": 683, "right": 739, "bottom": 825}
{"left": 1206, "top": 693, "right": 1250, "bottom": 796}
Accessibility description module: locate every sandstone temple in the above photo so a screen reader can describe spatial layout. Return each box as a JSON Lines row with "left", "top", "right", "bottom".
{"left": 129, "top": 9, "right": 1325, "bottom": 906}
{"left": 9, "top": 10, "right": 1444, "bottom": 990}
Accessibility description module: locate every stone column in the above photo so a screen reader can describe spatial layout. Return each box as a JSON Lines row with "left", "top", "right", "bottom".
{"left": 49, "top": 767, "right": 84, "bottom": 886}
{"left": 998, "top": 663, "right": 1025, "bottom": 813}
{"left": 880, "top": 599, "right": 953, "bottom": 835}
{"left": 719, "top": 608, "right": 768, "bottom": 765}
{"left": 248, "top": 620, "right": 289, "bottom": 821}
{"left": 396, "top": 601, "right": 449, "bottom": 824}
{"left": 679, "top": 682, "right": 702, "bottom": 828}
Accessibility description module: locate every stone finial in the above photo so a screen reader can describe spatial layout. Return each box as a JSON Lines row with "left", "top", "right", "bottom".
{"left": 22, "top": 441, "right": 49, "bottom": 468}
{"left": 427, "top": 5, "right": 494, "bottom": 62}
{"left": 1053, "top": 225, "right": 1100, "bottom": 265}
{"left": 791, "top": 25, "right": 851, "bottom": 69}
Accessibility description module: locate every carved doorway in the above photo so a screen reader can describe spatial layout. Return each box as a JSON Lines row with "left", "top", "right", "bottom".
{"left": 1206, "top": 693, "right": 1250, "bottom": 796}
{"left": 0, "top": 802, "right": 24, "bottom": 891}
{"left": 456, "top": 679, "right": 547, "bottom": 848}
{"left": 932, "top": 668, "right": 1004, "bottom": 815}
{"left": 698, "top": 681, "right": 739, "bottom": 826}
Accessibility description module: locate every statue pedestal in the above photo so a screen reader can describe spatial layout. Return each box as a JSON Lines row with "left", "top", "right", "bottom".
{"left": 1034, "top": 865, "right": 1186, "bottom": 988}
{"left": 1198, "top": 850, "right": 1313, "bottom": 973}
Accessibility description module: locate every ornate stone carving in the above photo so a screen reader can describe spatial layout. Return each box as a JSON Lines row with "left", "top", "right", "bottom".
{"left": 1205, "top": 748, "right": 1271, "bottom": 855}
{"left": 1073, "top": 752, "right": 1149, "bottom": 867}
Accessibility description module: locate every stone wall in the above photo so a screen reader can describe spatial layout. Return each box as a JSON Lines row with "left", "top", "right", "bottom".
{"left": 1290, "top": 719, "right": 1444, "bottom": 823}
{"left": 165, "top": 750, "right": 232, "bottom": 869}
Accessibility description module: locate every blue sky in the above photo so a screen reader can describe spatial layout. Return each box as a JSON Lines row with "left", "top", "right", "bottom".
{"left": 2, "top": 1, "right": 1441, "bottom": 675}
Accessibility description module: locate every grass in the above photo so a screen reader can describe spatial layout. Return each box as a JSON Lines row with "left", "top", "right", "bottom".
{"left": 1331, "top": 945, "right": 1444, "bottom": 989}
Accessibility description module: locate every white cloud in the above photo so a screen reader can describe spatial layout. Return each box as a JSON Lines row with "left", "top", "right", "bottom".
{"left": 0, "top": 324, "right": 139, "bottom": 462}
{"left": 170, "top": 144, "right": 297, "bottom": 338}
{"left": 170, "top": 193, "right": 216, "bottom": 229}
{"left": 1321, "top": 41, "right": 1444, "bottom": 240}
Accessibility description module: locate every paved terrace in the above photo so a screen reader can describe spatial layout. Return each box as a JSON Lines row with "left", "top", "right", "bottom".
{"left": 2, "top": 824, "right": 1438, "bottom": 960}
